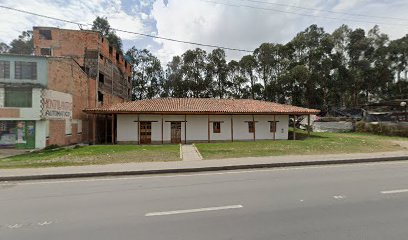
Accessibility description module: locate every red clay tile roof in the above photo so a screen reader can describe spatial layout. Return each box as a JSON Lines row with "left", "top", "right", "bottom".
{"left": 84, "top": 98, "right": 320, "bottom": 115}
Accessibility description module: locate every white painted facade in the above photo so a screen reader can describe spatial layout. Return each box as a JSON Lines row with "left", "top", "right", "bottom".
{"left": 116, "top": 114, "right": 289, "bottom": 143}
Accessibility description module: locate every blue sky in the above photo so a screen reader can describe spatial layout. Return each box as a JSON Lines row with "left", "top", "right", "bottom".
{"left": 1, "top": 0, "right": 408, "bottom": 64}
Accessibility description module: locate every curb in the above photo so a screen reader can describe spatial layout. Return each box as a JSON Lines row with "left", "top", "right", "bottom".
{"left": 1, "top": 156, "right": 407, "bottom": 182}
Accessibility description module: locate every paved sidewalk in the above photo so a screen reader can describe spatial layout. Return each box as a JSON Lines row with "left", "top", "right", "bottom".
{"left": 181, "top": 144, "right": 202, "bottom": 161}
{"left": 0, "top": 150, "right": 407, "bottom": 181}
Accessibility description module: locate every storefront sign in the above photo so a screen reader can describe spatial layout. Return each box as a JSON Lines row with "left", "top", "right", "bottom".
{"left": 41, "top": 90, "right": 73, "bottom": 119}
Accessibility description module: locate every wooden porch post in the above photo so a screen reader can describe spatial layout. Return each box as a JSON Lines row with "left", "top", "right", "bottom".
{"left": 273, "top": 115, "right": 276, "bottom": 141}
{"left": 293, "top": 115, "right": 296, "bottom": 141}
{"left": 137, "top": 114, "right": 140, "bottom": 145}
{"left": 230, "top": 115, "right": 234, "bottom": 142}
{"left": 161, "top": 114, "right": 164, "bottom": 144}
{"left": 105, "top": 115, "right": 108, "bottom": 144}
{"left": 207, "top": 115, "right": 210, "bottom": 143}
{"left": 92, "top": 115, "right": 97, "bottom": 144}
{"left": 184, "top": 114, "right": 187, "bottom": 144}
{"left": 307, "top": 114, "right": 311, "bottom": 138}
{"left": 252, "top": 114, "right": 256, "bottom": 142}
{"left": 111, "top": 114, "right": 115, "bottom": 144}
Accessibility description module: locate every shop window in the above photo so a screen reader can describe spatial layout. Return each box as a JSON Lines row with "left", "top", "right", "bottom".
{"left": 5, "top": 88, "right": 32, "bottom": 108}
{"left": 40, "top": 48, "right": 52, "bottom": 56}
{"left": 0, "top": 121, "right": 35, "bottom": 148}
{"left": 0, "top": 61, "right": 10, "bottom": 78}
{"left": 213, "top": 122, "right": 221, "bottom": 133}
{"left": 39, "top": 29, "right": 52, "bottom": 40}
{"left": 15, "top": 61, "right": 37, "bottom": 80}
{"left": 248, "top": 122, "right": 255, "bottom": 133}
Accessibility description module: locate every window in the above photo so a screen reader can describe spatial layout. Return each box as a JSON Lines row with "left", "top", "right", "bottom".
{"left": 0, "top": 61, "right": 10, "bottom": 78}
{"left": 5, "top": 88, "right": 32, "bottom": 107}
{"left": 99, "top": 72, "right": 105, "bottom": 83}
{"left": 65, "top": 119, "right": 72, "bottom": 136}
{"left": 39, "top": 29, "right": 52, "bottom": 40}
{"left": 40, "top": 48, "right": 51, "bottom": 56}
{"left": 98, "top": 91, "right": 104, "bottom": 103}
{"left": 15, "top": 61, "right": 37, "bottom": 80}
{"left": 99, "top": 54, "right": 104, "bottom": 60}
{"left": 125, "top": 61, "right": 127, "bottom": 68}
{"left": 109, "top": 46, "right": 113, "bottom": 55}
{"left": 116, "top": 52, "right": 120, "bottom": 61}
{"left": 213, "top": 122, "right": 221, "bottom": 133}
{"left": 77, "top": 120, "right": 82, "bottom": 134}
{"left": 248, "top": 122, "right": 255, "bottom": 133}
{"left": 270, "top": 121, "right": 278, "bottom": 133}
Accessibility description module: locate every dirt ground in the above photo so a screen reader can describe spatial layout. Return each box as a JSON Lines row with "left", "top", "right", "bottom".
{"left": 0, "top": 148, "right": 29, "bottom": 159}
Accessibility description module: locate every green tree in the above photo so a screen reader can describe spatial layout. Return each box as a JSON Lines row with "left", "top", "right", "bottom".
{"left": 208, "top": 48, "right": 229, "bottom": 98}
{"left": 92, "top": 16, "right": 123, "bottom": 53}
{"left": 0, "top": 42, "right": 10, "bottom": 53}
{"left": 126, "top": 47, "right": 163, "bottom": 100}
{"left": 8, "top": 31, "right": 33, "bottom": 54}
{"left": 239, "top": 55, "right": 258, "bottom": 99}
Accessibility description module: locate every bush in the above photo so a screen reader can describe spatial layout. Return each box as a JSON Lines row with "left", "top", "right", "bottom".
{"left": 43, "top": 144, "right": 60, "bottom": 151}
{"left": 356, "top": 121, "right": 408, "bottom": 137}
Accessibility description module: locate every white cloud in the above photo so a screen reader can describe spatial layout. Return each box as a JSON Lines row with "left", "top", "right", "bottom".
{"left": 0, "top": 0, "right": 145, "bottom": 43}
{"left": 150, "top": 0, "right": 408, "bottom": 65}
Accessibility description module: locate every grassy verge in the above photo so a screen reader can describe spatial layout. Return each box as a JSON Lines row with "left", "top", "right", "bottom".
{"left": 195, "top": 131, "right": 408, "bottom": 160}
{"left": 0, "top": 145, "right": 180, "bottom": 169}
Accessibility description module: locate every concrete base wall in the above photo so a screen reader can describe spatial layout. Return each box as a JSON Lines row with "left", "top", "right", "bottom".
{"left": 313, "top": 121, "right": 354, "bottom": 133}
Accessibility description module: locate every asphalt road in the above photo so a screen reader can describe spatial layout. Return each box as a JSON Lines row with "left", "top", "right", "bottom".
{"left": 1, "top": 161, "right": 408, "bottom": 240}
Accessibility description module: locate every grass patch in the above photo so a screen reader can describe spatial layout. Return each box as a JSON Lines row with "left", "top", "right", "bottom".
{"left": 195, "top": 131, "right": 408, "bottom": 160}
{"left": 0, "top": 145, "right": 180, "bottom": 169}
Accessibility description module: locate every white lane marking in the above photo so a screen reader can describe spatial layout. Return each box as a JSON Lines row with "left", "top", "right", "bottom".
{"left": 333, "top": 195, "right": 346, "bottom": 199}
{"left": 38, "top": 221, "right": 53, "bottom": 226}
{"left": 145, "top": 205, "right": 243, "bottom": 217}
{"left": 381, "top": 189, "right": 408, "bottom": 194}
{"left": 3, "top": 160, "right": 408, "bottom": 186}
{"left": 7, "top": 224, "right": 22, "bottom": 229}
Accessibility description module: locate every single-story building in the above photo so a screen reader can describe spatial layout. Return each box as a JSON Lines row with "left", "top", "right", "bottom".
{"left": 84, "top": 98, "right": 320, "bottom": 144}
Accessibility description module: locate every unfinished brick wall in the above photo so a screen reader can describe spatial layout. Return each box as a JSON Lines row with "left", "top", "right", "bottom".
{"left": 47, "top": 58, "right": 93, "bottom": 146}
{"left": 33, "top": 27, "right": 132, "bottom": 103}
{"left": 33, "top": 27, "right": 99, "bottom": 66}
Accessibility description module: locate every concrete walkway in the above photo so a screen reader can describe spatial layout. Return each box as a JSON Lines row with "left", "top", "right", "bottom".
{"left": 0, "top": 150, "right": 407, "bottom": 181}
{"left": 181, "top": 144, "right": 202, "bottom": 161}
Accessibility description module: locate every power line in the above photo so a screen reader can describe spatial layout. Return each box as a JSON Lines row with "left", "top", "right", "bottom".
{"left": 233, "top": 0, "right": 408, "bottom": 22}
{"left": 0, "top": 5, "right": 253, "bottom": 53}
{"left": 200, "top": 0, "right": 408, "bottom": 27}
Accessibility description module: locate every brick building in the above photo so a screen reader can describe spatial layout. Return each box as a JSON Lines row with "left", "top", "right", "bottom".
{"left": 0, "top": 27, "right": 133, "bottom": 149}
{"left": 0, "top": 54, "right": 89, "bottom": 148}
{"left": 32, "top": 27, "right": 133, "bottom": 144}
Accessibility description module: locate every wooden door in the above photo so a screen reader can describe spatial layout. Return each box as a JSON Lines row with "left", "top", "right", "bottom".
{"left": 139, "top": 122, "right": 151, "bottom": 144}
{"left": 171, "top": 122, "right": 182, "bottom": 144}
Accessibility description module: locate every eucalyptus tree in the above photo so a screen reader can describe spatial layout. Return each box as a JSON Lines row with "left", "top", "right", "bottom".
{"left": 208, "top": 48, "right": 229, "bottom": 98}
{"left": 126, "top": 47, "right": 163, "bottom": 100}
{"left": 239, "top": 55, "right": 258, "bottom": 99}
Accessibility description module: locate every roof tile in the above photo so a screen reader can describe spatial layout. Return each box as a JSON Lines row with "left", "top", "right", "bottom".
{"left": 85, "top": 98, "right": 320, "bottom": 114}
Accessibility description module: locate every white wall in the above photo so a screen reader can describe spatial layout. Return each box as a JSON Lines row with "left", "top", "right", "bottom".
{"left": 0, "top": 88, "right": 43, "bottom": 120}
{"left": 35, "top": 120, "right": 46, "bottom": 149}
{"left": 116, "top": 114, "right": 289, "bottom": 143}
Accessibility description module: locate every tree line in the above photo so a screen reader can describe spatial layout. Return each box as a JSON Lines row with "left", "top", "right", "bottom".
{"left": 2, "top": 18, "right": 408, "bottom": 111}
{"left": 126, "top": 24, "right": 408, "bottom": 111}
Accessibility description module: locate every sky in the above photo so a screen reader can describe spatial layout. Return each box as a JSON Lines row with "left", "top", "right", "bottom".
{"left": 1, "top": 0, "right": 408, "bottom": 65}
